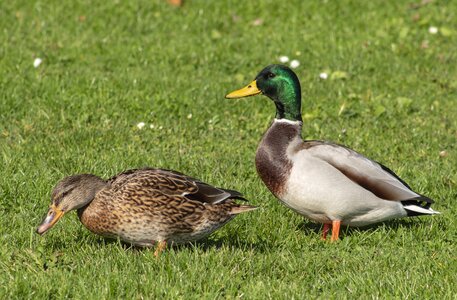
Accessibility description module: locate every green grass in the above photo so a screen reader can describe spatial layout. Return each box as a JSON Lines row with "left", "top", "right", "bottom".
{"left": 1, "top": 0, "right": 457, "bottom": 298}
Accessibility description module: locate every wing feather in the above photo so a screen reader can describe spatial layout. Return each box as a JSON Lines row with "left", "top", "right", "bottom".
{"left": 305, "top": 142, "right": 420, "bottom": 201}
{"left": 107, "top": 168, "right": 244, "bottom": 204}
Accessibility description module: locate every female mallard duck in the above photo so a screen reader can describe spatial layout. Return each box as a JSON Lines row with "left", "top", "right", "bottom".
{"left": 37, "top": 168, "right": 257, "bottom": 255}
{"left": 225, "top": 64, "right": 439, "bottom": 241}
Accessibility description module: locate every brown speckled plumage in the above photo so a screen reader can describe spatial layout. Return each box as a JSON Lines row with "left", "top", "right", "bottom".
{"left": 38, "top": 168, "right": 257, "bottom": 249}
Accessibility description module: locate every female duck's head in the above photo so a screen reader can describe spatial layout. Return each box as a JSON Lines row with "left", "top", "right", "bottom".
{"left": 226, "top": 65, "right": 302, "bottom": 122}
{"left": 36, "top": 174, "right": 106, "bottom": 235}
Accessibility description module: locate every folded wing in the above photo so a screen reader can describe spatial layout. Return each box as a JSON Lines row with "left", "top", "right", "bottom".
{"left": 306, "top": 142, "right": 433, "bottom": 206}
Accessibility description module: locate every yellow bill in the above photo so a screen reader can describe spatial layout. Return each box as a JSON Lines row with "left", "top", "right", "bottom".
{"left": 225, "top": 80, "right": 261, "bottom": 99}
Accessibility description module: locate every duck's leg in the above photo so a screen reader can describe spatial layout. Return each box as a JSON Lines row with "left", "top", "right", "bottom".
{"left": 321, "top": 223, "right": 331, "bottom": 240}
{"left": 331, "top": 220, "right": 341, "bottom": 242}
{"left": 154, "top": 240, "right": 167, "bottom": 257}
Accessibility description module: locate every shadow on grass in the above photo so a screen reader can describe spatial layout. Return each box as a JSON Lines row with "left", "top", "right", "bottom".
{"left": 296, "top": 218, "right": 423, "bottom": 238}
{"left": 77, "top": 232, "right": 276, "bottom": 254}
{"left": 43, "top": 217, "right": 428, "bottom": 254}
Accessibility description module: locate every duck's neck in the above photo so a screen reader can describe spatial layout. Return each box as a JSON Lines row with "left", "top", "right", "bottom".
{"left": 274, "top": 103, "right": 303, "bottom": 122}
{"left": 271, "top": 81, "right": 302, "bottom": 122}
{"left": 75, "top": 179, "right": 107, "bottom": 217}
{"left": 255, "top": 119, "right": 303, "bottom": 197}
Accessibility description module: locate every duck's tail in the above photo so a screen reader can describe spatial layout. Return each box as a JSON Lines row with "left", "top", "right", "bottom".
{"left": 230, "top": 205, "right": 259, "bottom": 215}
{"left": 402, "top": 195, "right": 441, "bottom": 216}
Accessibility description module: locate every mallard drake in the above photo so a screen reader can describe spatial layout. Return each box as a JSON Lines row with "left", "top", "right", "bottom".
{"left": 225, "top": 64, "right": 439, "bottom": 241}
{"left": 37, "top": 168, "right": 257, "bottom": 255}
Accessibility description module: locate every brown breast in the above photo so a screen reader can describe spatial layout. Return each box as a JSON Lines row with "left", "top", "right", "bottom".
{"left": 255, "top": 120, "right": 301, "bottom": 197}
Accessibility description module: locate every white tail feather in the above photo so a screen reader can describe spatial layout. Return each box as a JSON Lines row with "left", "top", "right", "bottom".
{"left": 403, "top": 205, "right": 441, "bottom": 215}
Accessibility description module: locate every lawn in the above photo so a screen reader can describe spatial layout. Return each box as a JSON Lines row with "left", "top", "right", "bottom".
{"left": 1, "top": 0, "right": 456, "bottom": 298}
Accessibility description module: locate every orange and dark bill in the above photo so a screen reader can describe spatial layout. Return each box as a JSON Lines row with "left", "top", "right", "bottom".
{"left": 36, "top": 204, "right": 65, "bottom": 235}
{"left": 225, "top": 80, "right": 261, "bottom": 99}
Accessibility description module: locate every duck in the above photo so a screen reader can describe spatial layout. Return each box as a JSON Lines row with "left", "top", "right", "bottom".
{"left": 225, "top": 64, "right": 439, "bottom": 241}
{"left": 37, "top": 168, "right": 257, "bottom": 255}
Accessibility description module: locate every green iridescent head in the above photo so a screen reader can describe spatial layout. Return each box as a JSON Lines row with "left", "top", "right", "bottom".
{"left": 226, "top": 64, "right": 302, "bottom": 122}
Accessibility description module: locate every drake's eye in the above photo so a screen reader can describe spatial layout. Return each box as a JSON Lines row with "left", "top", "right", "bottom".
{"left": 268, "top": 73, "right": 276, "bottom": 78}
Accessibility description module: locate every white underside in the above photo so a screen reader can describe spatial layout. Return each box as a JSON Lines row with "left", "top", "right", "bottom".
{"left": 281, "top": 150, "right": 407, "bottom": 227}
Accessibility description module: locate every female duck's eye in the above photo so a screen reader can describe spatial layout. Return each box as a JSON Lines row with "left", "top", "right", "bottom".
{"left": 267, "top": 73, "right": 276, "bottom": 78}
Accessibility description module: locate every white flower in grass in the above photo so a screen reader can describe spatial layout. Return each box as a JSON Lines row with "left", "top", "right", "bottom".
{"left": 428, "top": 26, "right": 438, "bottom": 34}
{"left": 137, "top": 122, "right": 145, "bottom": 129}
{"left": 279, "top": 56, "right": 289, "bottom": 63}
{"left": 319, "top": 72, "right": 328, "bottom": 80}
{"left": 33, "top": 58, "right": 42, "bottom": 68}
{"left": 290, "top": 60, "right": 300, "bottom": 68}
{"left": 439, "top": 150, "right": 448, "bottom": 157}
{"left": 252, "top": 18, "right": 263, "bottom": 26}
{"left": 149, "top": 124, "right": 155, "bottom": 129}
{"left": 187, "top": 113, "right": 193, "bottom": 119}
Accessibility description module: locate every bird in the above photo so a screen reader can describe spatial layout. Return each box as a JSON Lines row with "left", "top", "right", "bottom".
{"left": 225, "top": 64, "right": 439, "bottom": 241}
{"left": 37, "top": 168, "right": 257, "bottom": 255}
